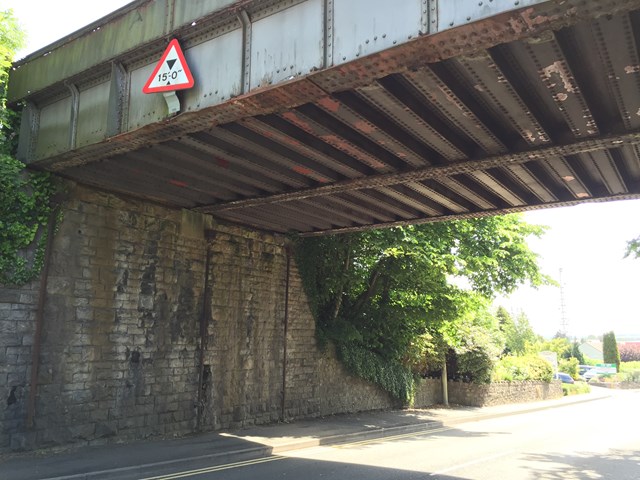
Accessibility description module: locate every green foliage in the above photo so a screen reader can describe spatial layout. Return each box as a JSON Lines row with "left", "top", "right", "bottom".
{"left": 570, "top": 342, "right": 585, "bottom": 364}
{"left": 295, "top": 215, "right": 548, "bottom": 397}
{"left": 620, "top": 370, "right": 640, "bottom": 383}
{"left": 562, "top": 382, "right": 590, "bottom": 396}
{"left": 558, "top": 357, "right": 579, "bottom": 379}
{"left": 443, "top": 302, "right": 503, "bottom": 383}
{"left": 582, "top": 356, "right": 599, "bottom": 366}
{"left": 0, "top": 10, "right": 58, "bottom": 286}
{"left": 338, "top": 343, "right": 414, "bottom": 403}
{"left": 491, "top": 354, "right": 554, "bottom": 382}
{"left": 534, "top": 337, "right": 571, "bottom": 359}
{"left": 602, "top": 331, "right": 621, "bottom": 372}
{"left": 498, "top": 308, "right": 538, "bottom": 355}
{"left": 0, "top": 155, "right": 57, "bottom": 285}
{"left": 620, "top": 361, "right": 640, "bottom": 373}
{"left": 455, "top": 348, "right": 495, "bottom": 384}
{"left": 1, "top": 9, "right": 25, "bottom": 154}
{"left": 625, "top": 236, "right": 640, "bottom": 259}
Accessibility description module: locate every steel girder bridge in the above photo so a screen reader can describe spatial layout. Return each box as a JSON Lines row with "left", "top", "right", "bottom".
{"left": 9, "top": 0, "right": 640, "bottom": 236}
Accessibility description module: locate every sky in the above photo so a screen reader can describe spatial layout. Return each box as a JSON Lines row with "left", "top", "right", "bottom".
{"left": 4, "top": 0, "right": 640, "bottom": 339}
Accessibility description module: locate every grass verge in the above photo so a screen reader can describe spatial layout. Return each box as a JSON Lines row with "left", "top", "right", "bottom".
{"left": 562, "top": 382, "right": 591, "bottom": 396}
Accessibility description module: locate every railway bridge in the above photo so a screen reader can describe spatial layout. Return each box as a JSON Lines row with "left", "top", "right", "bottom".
{"left": 10, "top": 0, "right": 640, "bottom": 235}
{"left": 3, "top": 0, "right": 640, "bottom": 451}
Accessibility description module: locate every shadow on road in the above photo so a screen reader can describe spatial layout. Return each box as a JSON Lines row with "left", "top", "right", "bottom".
{"left": 0, "top": 432, "right": 276, "bottom": 480}
{"left": 522, "top": 449, "right": 640, "bottom": 479}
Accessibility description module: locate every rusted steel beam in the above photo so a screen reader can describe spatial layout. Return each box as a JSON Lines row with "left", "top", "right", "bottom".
{"left": 195, "top": 130, "right": 640, "bottom": 213}
{"left": 300, "top": 192, "right": 640, "bottom": 237}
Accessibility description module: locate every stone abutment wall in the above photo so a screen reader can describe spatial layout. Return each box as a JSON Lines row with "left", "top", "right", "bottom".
{"left": 0, "top": 183, "right": 393, "bottom": 451}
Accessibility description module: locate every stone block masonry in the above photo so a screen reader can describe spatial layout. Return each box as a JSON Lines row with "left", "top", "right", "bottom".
{"left": 1, "top": 182, "right": 393, "bottom": 452}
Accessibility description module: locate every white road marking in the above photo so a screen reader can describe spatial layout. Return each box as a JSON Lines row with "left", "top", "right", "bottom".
{"left": 429, "top": 450, "right": 516, "bottom": 477}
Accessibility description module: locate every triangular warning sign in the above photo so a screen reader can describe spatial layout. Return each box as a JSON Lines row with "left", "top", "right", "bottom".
{"left": 143, "top": 39, "right": 195, "bottom": 94}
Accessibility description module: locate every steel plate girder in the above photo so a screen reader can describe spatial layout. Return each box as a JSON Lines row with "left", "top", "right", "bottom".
{"left": 12, "top": 0, "right": 610, "bottom": 166}
{"left": 7, "top": 0, "right": 640, "bottom": 237}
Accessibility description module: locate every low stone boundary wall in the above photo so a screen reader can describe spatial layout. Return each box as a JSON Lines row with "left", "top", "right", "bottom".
{"left": 589, "top": 381, "right": 640, "bottom": 390}
{"left": 412, "top": 378, "right": 442, "bottom": 408}
{"left": 448, "top": 381, "right": 563, "bottom": 407}
{"left": 413, "top": 379, "right": 562, "bottom": 408}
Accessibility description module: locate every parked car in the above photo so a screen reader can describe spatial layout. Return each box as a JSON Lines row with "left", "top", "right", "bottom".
{"left": 578, "top": 365, "right": 591, "bottom": 376}
{"left": 554, "top": 372, "right": 575, "bottom": 384}
{"left": 582, "top": 368, "right": 600, "bottom": 382}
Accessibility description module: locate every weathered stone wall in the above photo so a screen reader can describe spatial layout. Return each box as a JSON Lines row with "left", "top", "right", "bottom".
{"left": 1, "top": 183, "right": 393, "bottom": 452}
{"left": 412, "top": 378, "right": 442, "bottom": 408}
{"left": 445, "top": 381, "right": 563, "bottom": 407}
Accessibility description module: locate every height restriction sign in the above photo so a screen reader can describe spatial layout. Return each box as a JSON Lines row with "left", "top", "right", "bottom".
{"left": 143, "top": 39, "right": 194, "bottom": 93}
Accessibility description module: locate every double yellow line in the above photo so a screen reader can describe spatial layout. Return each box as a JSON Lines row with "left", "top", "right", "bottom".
{"left": 138, "top": 455, "right": 286, "bottom": 480}
{"left": 137, "top": 426, "right": 453, "bottom": 479}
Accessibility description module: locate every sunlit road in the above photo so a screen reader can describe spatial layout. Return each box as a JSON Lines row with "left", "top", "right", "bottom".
{"left": 136, "top": 389, "right": 640, "bottom": 480}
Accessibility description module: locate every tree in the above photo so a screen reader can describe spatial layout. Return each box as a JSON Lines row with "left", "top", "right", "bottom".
{"left": 0, "top": 10, "right": 57, "bottom": 286}
{"left": 570, "top": 341, "right": 585, "bottom": 364}
{"left": 0, "top": 9, "right": 24, "bottom": 153}
{"left": 536, "top": 337, "right": 571, "bottom": 359}
{"left": 498, "top": 308, "right": 538, "bottom": 356}
{"left": 296, "top": 214, "right": 550, "bottom": 397}
{"left": 602, "top": 331, "right": 621, "bottom": 372}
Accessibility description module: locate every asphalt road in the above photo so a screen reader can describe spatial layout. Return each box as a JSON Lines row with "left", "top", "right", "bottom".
{"left": 130, "top": 389, "right": 640, "bottom": 480}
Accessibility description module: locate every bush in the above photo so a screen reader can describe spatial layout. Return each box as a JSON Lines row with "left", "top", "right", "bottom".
{"left": 621, "top": 370, "right": 640, "bottom": 383}
{"left": 492, "top": 355, "right": 554, "bottom": 382}
{"left": 619, "top": 344, "right": 640, "bottom": 362}
{"left": 558, "top": 357, "right": 579, "bottom": 379}
{"left": 454, "top": 348, "right": 495, "bottom": 384}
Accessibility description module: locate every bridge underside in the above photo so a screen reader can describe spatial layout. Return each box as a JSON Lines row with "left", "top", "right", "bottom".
{"left": 13, "top": 1, "right": 640, "bottom": 235}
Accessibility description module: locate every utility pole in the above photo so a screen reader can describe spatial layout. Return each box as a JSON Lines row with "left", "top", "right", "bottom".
{"left": 441, "top": 362, "right": 448, "bottom": 406}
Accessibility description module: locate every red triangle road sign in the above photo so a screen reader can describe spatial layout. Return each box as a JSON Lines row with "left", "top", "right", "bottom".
{"left": 143, "top": 39, "right": 195, "bottom": 94}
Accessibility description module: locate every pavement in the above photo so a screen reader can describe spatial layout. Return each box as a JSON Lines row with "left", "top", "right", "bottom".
{"left": 0, "top": 387, "right": 613, "bottom": 480}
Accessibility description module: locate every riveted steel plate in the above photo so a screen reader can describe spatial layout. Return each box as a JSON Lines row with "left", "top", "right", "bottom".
{"left": 437, "top": 0, "right": 547, "bottom": 31}
{"left": 173, "top": 0, "right": 237, "bottom": 27}
{"left": 182, "top": 28, "right": 244, "bottom": 112}
{"left": 128, "top": 62, "right": 169, "bottom": 130}
{"left": 332, "top": 0, "right": 423, "bottom": 66}
{"left": 35, "top": 96, "right": 71, "bottom": 160}
{"left": 77, "top": 81, "right": 110, "bottom": 148}
{"left": 250, "top": 0, "right": 324, "bottom": 89}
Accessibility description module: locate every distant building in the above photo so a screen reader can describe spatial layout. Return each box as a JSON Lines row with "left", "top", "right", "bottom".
{"left": 579, "top": 341, "right": 604, "bottom": 362}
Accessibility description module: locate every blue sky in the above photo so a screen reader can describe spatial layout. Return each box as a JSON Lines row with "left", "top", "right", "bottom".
{"left": 6, "top": 0, "right": 640, "bottom": 339}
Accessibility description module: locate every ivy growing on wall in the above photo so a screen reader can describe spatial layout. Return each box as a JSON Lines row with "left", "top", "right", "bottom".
{"left": 0, "top": 9, "right": 58, "bottom": 286}
{"left": 0, "top": 155, "right": 57, "bottom": 285}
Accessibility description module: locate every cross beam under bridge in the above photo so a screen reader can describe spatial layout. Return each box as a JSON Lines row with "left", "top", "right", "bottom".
{"left": 9, "top": 0, "right": 640, "bottom": 235}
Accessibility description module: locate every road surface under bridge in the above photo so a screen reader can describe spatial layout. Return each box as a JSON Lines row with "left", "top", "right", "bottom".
{"left": 9, "top": 0, "right": 640, "bottom": 236}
